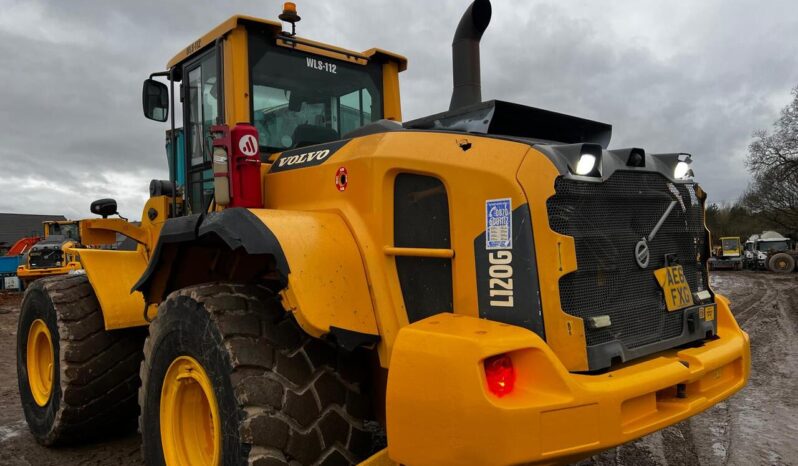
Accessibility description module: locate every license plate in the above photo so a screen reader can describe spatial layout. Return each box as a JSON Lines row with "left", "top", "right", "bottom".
{"left": 654, "top": 265, "right": 694, "bottom": 311}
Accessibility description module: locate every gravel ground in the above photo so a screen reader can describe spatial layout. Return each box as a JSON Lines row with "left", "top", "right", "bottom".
{"left": 0, "top": 271, "right": 796, "bottom": 465}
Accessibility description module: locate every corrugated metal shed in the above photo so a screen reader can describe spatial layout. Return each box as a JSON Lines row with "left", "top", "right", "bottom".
{"left": 0, "top": 213, "right": 67, "bottom": 248}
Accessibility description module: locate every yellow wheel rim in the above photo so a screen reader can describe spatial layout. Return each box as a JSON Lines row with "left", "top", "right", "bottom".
{"left": 27, "top": 319, "right": 54, "bottom": 407}
{"left": 160, "top": 356, "right": 221, "bottom": 466}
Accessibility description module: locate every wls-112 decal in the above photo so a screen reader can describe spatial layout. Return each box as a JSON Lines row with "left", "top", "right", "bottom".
{"left": 269, "top": 139, "right": 349, "bottom": 173}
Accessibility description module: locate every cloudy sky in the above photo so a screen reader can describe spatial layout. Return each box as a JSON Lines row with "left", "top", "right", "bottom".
{"left": 0, "top": 0, "right": 795, "bottom": 219}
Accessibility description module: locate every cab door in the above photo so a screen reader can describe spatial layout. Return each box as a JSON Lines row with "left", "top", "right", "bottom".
{"left": 182, "top": 46, "right": 223, "bottom": 214}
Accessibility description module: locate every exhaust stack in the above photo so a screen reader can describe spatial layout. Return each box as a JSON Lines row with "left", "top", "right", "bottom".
{"left": 449, "top": 0, "right": 492, "bottom": 110}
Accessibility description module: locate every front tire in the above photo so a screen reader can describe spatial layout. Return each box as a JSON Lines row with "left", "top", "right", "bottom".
{"left": 139, "top": 283, "right": 380, "bottom": 466}
{"left": 768, "top": 253, "right": 795, "bottom": 273}
{"left": 16, "top": 275, "right": 146, "bottom": 445}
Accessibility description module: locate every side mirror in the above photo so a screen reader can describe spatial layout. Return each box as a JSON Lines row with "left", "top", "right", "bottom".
{"left": 142, "top": 79, "right": 168, "bottom": 122}
{"left": 90, "top": 198, "right": 118, "bottom": 218}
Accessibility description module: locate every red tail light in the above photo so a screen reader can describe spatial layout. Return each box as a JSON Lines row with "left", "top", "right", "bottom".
{"left": 484, "top": 354, "right": 515, "bottom": 397}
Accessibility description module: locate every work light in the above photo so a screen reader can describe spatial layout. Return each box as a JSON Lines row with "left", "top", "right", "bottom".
{"left": 575, "top": 154, "right": 597, "bottom": 175}
{"left": 674, "top": 161, "right": 691, "bottom": 179}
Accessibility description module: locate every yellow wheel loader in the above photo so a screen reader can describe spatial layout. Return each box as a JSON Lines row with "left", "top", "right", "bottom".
{"left": 17, "top": 1, "right": 750, "bottom": 465}
{"left": 16, "top": 220, "right": 82, "bottom": 286}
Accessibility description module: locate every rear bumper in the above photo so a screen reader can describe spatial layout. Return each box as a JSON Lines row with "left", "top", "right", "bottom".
{"left": 17, "top": 263, "right": 79, "bottom": 281}
{"left": 384, "top": 295, "right": 749, "bottom": 466}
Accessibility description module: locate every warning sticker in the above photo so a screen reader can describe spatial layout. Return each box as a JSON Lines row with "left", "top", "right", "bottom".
{"left": 486, "top": 198, "right": 512, "bottom": 250}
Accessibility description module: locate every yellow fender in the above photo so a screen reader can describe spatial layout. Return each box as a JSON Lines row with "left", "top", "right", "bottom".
{"left": 135, "top": 207, "right": 378, "bottom": 345}
{"left": 248, "top": 209, "right": 378, "bottom": 341}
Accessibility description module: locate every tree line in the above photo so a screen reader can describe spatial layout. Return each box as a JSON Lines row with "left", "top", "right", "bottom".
{"left": 705, "top": 87, "right": 798, "bottom": 243}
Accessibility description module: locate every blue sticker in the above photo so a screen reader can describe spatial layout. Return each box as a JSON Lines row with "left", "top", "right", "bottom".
{"left": 486, "top": 198, "right": 512, "bottom": 250}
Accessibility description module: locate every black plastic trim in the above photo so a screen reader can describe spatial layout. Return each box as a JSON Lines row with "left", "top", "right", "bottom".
{"left": 473, "top": 204, "right": 545, "bottom": 339}
{"left": 585, "top": 304, "right": 717, "bottom": 371}
{"left": 133, "top": 208, "right": 290, "bottom": 299}
{"left": 328, "top": 326, "right": 380, "bottom": 351}
{"left": 405, "top": 100, "right": 612, "bottom": 149}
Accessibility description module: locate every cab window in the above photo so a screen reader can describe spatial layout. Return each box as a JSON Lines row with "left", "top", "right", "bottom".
{"left": 184, "top": 50, "right": 219, "bottom": 213}
{"left": 249, "top": 33, "right": 383, "bottom": 153}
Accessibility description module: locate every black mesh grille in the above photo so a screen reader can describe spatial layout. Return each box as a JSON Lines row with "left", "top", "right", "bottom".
{"left": 28, "top": 248, "right": 63, "bottom": 269}
{"left": 547, "top": 171, "right": 708, "bottom": 349}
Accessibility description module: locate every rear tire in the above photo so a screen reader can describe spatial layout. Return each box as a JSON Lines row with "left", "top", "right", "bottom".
{"left": 16, "top": 275, "right": 146, "bottom": 445}
{"left": 768, "top": 253, "right": 795, "bottom": 273}
{"left": 139, "top": 283, "right": 381, "bottom": 466}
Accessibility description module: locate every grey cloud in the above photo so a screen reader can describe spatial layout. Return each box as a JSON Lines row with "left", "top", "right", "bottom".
{"left": 0, "top": 0, "right": 795, "bottom": 219}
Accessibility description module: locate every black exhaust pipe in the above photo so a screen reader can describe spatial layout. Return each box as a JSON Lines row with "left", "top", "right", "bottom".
{"left": 449, "top": 0, "right": 492, "bottom": 110}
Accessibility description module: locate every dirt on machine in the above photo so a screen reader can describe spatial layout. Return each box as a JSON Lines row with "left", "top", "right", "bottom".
{"left": 15, "top": 1, "right": 750, "bottom": 465}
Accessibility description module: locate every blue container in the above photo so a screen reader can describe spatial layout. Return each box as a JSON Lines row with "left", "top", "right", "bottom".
{"left": 0, "top": 255, "right": 22, "bottom": 274}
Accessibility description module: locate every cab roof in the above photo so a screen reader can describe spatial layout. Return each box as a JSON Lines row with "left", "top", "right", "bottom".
{"left": 167, "top": 15, "right": 407, "bottom": 71}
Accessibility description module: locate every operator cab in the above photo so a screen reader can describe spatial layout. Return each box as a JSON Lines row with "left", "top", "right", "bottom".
{"left": 142, "top": 5, "right": 405, "bottom": 215}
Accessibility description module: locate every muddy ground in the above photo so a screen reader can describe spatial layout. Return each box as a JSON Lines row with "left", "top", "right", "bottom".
{"left": 0, "top": 271, "right": 795, "bottom": 465}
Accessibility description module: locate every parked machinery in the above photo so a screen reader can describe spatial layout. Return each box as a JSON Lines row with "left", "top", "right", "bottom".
{"left": 16, "top": 221, "right": 82, "bottom": 286}
{"left": 16, "top": 2, "right": 750, "bottom": 465}
{"left": 741, "top": 231, "right": 793, "bottom": 272}
{"left": 709, "top": 236, "right": 743, "bottom": 270}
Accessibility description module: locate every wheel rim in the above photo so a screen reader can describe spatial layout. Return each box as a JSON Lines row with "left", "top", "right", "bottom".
{"left": 160, "top": 356, "right": 221, "bottom": 466}
{"left": 26, "top": 319, "right": 54, "bottom": 406}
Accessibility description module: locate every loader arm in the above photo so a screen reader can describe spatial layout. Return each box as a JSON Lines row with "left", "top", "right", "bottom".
{"left": 75, "top": 195, "right": 171, "bottom": 329}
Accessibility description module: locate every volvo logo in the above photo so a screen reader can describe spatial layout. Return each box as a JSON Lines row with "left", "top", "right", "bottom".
{"left": 635, "top": 199, "right": 679, "bottom": 269}
{"left": 635, "top": 239, "right": 650, "bottom": 269}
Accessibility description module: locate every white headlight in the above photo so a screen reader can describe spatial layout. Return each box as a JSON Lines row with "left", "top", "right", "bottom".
{"left": 575, "top": 154, "right": 597, "bottom": 175}
{"left": 674, "top": 161, "right": 691, "bottom": 179}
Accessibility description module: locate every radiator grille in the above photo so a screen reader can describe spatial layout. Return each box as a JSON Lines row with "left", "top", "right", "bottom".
{"left": 28, "top": 247, "right": 63, "bottom": 269}
{"left": 547, "top": 171, "right": 707, "bottom": 349}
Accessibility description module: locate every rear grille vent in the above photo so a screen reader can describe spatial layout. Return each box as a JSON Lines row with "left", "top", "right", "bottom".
{"left": 546, "top": 171, "right": 707, "bottom": 350}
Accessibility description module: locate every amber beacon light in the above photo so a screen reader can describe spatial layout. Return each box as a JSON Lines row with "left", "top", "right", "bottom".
{"left": 279, "top": 2, "right": 301, "bottom": 35}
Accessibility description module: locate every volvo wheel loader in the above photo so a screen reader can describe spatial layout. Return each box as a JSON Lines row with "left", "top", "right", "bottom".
{"left": 16, "top": 220, "right": 82, "bottom": 286}
{"left": 17, "top": 1, "right": 750, "bottom": 465}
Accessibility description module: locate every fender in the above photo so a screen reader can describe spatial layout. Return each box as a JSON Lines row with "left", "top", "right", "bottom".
{"left": 134, "top": 207, "right": 379, "bottom": 347}
{"left": 77, "top": 195, "right": 170, "bottom": 329}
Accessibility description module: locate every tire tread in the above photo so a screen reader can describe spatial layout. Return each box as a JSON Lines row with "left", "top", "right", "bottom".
{"left": 139, "top": 282, "right": 379, "bottom": 465}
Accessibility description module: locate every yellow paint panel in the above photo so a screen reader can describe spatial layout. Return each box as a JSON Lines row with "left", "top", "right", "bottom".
{"left": 224, "top": 26, "right": 251, "bottom": 125}
{"left": 386, "top": 313, "right": 749, "bottom": 466}
{"left": 80, "top": 218, "right": 147, "bottom": 246}
{"left": 247, "top": 209, "right": 378, "bottom": 337}
{"left": 358, "top": 449, "right": 396, "bottom": 466}
{"left": 517, "top": 149, "right": 588, "bottom": 371}
{"left": 382, "top": 61, "right": 402, "bottom": 121}
{"left": 262, "top": 132, "right": 534, "bottom": 366}
{"left": 167, "top": 15, "right": 280, "bottom": 69}
{"left": 79, "top": 249, "right": 152, "bottom": 329}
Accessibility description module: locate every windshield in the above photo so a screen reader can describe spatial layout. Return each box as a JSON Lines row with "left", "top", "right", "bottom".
{"left": 249, "top": 34, "right": 383, "bottom": 153}
{"left": 758, "top": 240, "right": 789, "bottom": 252}
{"left": 721, "top": 238, "right": 739, "bottom": 251}
{"left": 48, "top": 222, "right": 80, "bottom": 242}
